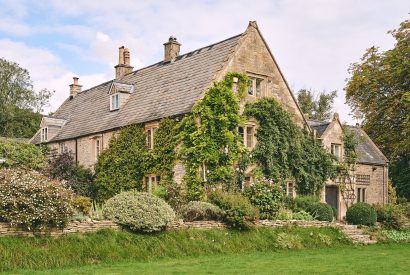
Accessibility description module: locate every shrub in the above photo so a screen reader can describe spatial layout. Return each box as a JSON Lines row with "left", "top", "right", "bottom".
{"left": 72, "top": 196, "right": 92, "bottom": 216}
{"left": 346, "top": 203, "right": 377, "bottom": 226}
{"left": 48, "top": 152, "right": 95, "bottom": 199}
{"left": 162, "top": 176, "right": 186, "bottom": 213}
{"left": 243, "top": 182, "right": 284, "bottom": 219}
{"left": 293, "top": 210, "right": 315, "bottom": 221}
{"left": 276, "top": 208, "right": 293, "bottom": 220}
{"left": 293, "top": 195, "right": 320, "bottom": 211}
{"left": 181, "top": 201, "right": 224, "bottom": 222}
{"left": 308, "top": 203, "right": 333, "bottom": 222}
{"left": 0, "top": 139, "right": 46, "bottom": 170}
{"left": 0, "top": 169, "right": 74, "bottom": 230}
{"left": 209, "top": 191, "right": 259, "bottom": 230}
{"left": 103, "top": 191, "right": 176, "bottom": 232}
{"left": 374, "top": 204, "right": 408, "bottom": 230}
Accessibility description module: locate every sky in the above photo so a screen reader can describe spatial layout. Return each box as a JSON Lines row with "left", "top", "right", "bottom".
{"left": 0, "top": 0, "right": 409, "bottom": 124}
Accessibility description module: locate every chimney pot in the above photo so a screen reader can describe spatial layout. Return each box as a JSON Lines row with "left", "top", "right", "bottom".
{"left": 69, "top": 77, "right": 82, "bottom": 98}
{"left": 115, "top": 46, "right": 133, "bottom": 79}
{"left": 164, "top": 36, "right": 181, "bottom": 62}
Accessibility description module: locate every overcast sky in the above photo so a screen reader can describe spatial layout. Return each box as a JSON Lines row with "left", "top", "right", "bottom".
{"left": 0, "top": 0, "right": 409, "bottom": 124}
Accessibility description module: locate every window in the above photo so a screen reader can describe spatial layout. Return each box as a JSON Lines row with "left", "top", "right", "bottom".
{"left": 144, "top": 174, "right": 161, "bottom": 193}
{"left": 41, "top": 127, "right": 48, "bottom": 142}
{"left": 239, "top": 125, "right": 255, "bottom": 149}
{"left": 110, "top": 93, "right": 119, "bottom": 110}
{"left": 356, "top": 174, "right": 370, "bottom": 184}
{"left": 59, "top": 142, "right": 66, "bottom": 154}
{"left": 286, "top": 182, "right": 295, "bottom": 198}
{"left": 356, "top": 188, "right": 366, "bottom": 203}
{"left": 95, "top": 139, "right": 102, "bottom": 159}
{"left": 248, "top": 77, "right": 263, "bottom": 97}
{"left": 146, "top": 127, "right": 157, "bottom": 149}
{"left": 246, "top": 126, "right": 254, "bottom": 148}
{"left": 331, "top": 143, "right": 341, "bottom": 160}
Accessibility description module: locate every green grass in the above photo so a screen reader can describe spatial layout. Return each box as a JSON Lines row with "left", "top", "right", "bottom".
{"left": 0, "top": 227, "right": 349, "bottom": 272}
{"left": 6, "top": 244, "right": 410, "bottom": 274}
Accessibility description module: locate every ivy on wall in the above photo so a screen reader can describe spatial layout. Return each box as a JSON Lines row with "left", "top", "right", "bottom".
{"left": 244, "top": 98, "right": 335, "bottom": 195}
{"left": 94, "top": 118, "right": 179, "bottom": 202}
{"left": 178, "top": 73, "right": 249, "bottom": 200}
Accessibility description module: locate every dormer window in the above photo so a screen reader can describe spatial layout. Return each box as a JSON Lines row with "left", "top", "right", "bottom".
{"left": 110, "top": 93, "right": 120, "bottom": 111}
{"left": 41, "top": 127, "right": 48, "bottom": 142}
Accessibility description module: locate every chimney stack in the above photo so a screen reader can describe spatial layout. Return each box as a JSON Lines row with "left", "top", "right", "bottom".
{"left": 69, "top": 77, "right": 82, "bottom": 98}
{"left": 163, "top": 36, "right": 181, "bottom": 62}
{"left": 115, "top": 46, "right": 133, "bottom": 79}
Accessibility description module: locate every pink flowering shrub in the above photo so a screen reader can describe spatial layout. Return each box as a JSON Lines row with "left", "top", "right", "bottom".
{"left": 0, "top": 169, "right": 74, "bottom": 230}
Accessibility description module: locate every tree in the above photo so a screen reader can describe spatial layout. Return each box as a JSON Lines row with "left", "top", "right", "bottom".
{"left": 345, "top": 19, "right": 410, "bottom": 199}
{"left": 0, "top": 58, "right": 53, "bottom": 138}
{"left": 297, "top": 89, "right": 337, "bottom": 121}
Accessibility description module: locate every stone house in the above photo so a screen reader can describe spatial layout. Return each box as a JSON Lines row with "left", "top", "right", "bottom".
{"left": 308, "top": 115, "right": 388, "bottom": 219}
{"left": 31, "top": 21, "right": 388, "bottom": 218}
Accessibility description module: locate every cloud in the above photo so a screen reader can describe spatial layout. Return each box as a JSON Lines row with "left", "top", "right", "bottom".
{"left": 1, "top": 0, "right": 409, "bottom": 123}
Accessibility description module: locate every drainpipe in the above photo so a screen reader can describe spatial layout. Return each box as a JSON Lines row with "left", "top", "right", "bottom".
{"left": 75, "top": 138, "right": 78, "bottom": 163}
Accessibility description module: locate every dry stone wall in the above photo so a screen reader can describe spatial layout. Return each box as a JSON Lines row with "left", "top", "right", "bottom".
{"left": 0, "top": 219, "right": 334, "bottom": 237}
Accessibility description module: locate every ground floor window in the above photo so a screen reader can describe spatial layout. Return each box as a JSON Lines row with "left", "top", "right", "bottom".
{"left": 144, "top": 174, "right": 161, "bottom": 193}
{"left": 286, "top": 181, "right": 295, "bottom": 198}
{"left": 356, "top": 187, "right": 366, "bottom": 203}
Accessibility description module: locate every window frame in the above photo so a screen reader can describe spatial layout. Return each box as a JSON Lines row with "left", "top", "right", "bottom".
{"left": 41, "top": 127, "right": 48, "bottom": 142}
{"left": 286, "top": 181, "right": 295, "bottom": 198}
{"left": 145, "top": 126, "right": 158, "bottom": 149}
{"left": 59, "top": 142, "right": 66, "bottom": 154}
{"left": 110, "top": 93, "right": 120, "bottom": 111}
{"left": 247, "top": 77, "right": 264, "bottom": 97}
{"left": 239, "top": 124, "right": 256, "bottom": 149}
{"left": 331, "top": 143, "right": 341, "bottom": 160}
{"left": 95, "top": 138, "right": 102, "bottom": 160}
{"left": 356, "top": 187, "right": 366, "bottom": 203}
{"left": 144, "top": 174, "right": 161, "bottom": 193}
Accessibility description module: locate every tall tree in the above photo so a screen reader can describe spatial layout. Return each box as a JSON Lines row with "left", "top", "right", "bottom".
{"left": 0, "top": 58, "right": 53, "bottom": 138}
{"left": 297, "top": 89, "right": 337, "bottom": 121}
{"left": 345, "top": 19, "right": 410, "bottom": 199}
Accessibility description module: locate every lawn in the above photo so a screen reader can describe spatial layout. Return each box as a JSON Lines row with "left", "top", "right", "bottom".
{"left": 7, "top": 243, "right": 410, "bottom": 274}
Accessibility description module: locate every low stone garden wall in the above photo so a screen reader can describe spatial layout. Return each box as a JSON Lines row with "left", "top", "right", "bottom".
{"left": 0, "top": 219, "right": 331, "bottom": 237}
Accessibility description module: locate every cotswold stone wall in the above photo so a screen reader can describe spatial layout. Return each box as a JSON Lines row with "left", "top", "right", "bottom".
{"left": 0, "top": 220, "right": 332, "bottom": 237}
{"left": 0, "top": 220, "right": 121, "bottom": 237}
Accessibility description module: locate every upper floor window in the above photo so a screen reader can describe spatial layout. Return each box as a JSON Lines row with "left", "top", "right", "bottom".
{"left": 41, "top": 127, "right": 48, "bottom": 142}
{"left": 248, "top": 77, "right": 263, "bottom": 97}
{"left": 59, "top": 142, "right": 66, "bottom": 154}
{"left": 146, "top": 127, "right": 157, "bottom": 149}
{"left": 110, "top": 93, "right": 120, "bottom": 111}
{"left": 95, "top": 139, "right": 102, "bottom": 160}
{"left": 331, "top": 143, "right": 341, "bottom": 160}
{"left": 238, "top": 125, "right": 255, "bottom": 149}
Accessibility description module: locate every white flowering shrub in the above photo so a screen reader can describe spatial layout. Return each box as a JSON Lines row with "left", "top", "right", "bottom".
{"left": 103, "top": 191, "right": 176, "bottom": 232}
{"left": 0, "top": 169, "right": 74, "bottom": 230}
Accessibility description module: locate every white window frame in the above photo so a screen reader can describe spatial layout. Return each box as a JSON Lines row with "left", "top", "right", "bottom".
{"left": 239, "top": 124, "right": 256, "bottom": 149}
{"left": 41, "top": 127, "right": 48, "bottom": 142}
{"left": 247, "top": 77, "right": 263, "bottom": 97}
{"left": 110, "top": 93, "right": 120, "bottom": 111}
{"left": 331, "top": 143, "right": 341, "bottom": 160}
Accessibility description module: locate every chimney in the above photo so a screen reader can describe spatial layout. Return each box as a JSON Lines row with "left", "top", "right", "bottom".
{"left": 115, "top": 46, "right": 133, "bottom": 79}
{"left": 332, "top": 112, "right": 339, "bottom": 121}
{"left": 69, "top": 77, "right": 82, "bottom": 98}
{"left": 163, "top": 36, "right": 181, "bottom": 62}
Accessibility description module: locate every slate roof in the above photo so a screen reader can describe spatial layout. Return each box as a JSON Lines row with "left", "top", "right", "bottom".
{"left": 307, "top": 120, "right": 331, "bottom": 136}
{"left": 347, "top": 126, "right": 389, "bottom": 165}
{"left": 37, "top": 34, "right": 242, "bottom": 143}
